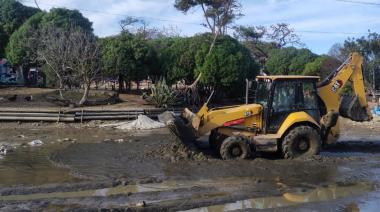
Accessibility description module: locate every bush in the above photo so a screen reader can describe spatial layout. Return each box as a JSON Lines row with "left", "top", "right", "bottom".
{"left": 143, "top": 78, "right": 178, "bottom": 108}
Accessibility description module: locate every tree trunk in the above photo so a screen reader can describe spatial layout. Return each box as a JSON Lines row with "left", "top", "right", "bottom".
{"left": 58, "top": 78, "right": 64, "bottom": 99}
{"left": 136, "top": 81, "right": 140, "bottom": 91}
{"left": 128, "top": 81, "right": 132, "bottom": 92}
{"left": 79, "top": 84, "right": 90, "bottom": 106}
{"left": 118, "top": 74, "right": 124, "bottom": 92}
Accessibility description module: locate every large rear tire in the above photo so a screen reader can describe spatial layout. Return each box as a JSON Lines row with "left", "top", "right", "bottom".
{"left": 209, "top": 130, "right": 226, "bottom": 154}
{"left": 220, "top": 136, "right": 251, "bottom": 160}
{"left": 282, "top": 126, "right": 321, "bottom": 159}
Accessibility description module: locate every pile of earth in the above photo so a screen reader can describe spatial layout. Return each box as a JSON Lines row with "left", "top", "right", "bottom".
{"left": 145, "top": 135, "right": 208, "bottom": 163}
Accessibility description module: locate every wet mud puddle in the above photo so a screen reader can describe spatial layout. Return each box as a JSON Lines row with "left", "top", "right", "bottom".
{"left": 0, "top": 126, "right": 145, "bottom": 186}
{"left": 0, "top": 177, "right": 373, "bottom": 211}
{"left": 182, "top": 182, "right": 373, "bottom": 211}
{"left": 0, "top": 144, "right": 78, "bottom": 185}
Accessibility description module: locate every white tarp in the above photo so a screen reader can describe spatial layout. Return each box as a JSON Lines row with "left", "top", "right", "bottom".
{"left": 102, "top": 115, "right": 165, "bottom": 130}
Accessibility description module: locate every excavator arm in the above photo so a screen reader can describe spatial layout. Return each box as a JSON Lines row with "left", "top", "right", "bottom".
{"left": 316, "top": 53, "right": 372, "bottom": 144}
{"left": 317, "top": 52, "right": 372, "bottom": 122}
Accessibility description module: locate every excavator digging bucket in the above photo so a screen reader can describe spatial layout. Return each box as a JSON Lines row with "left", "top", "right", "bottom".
{"left": 339, "top": 95, "right": 372, "bottom": 122}
{"left": 158, "top": 109, "right": 199, "bottom": 143}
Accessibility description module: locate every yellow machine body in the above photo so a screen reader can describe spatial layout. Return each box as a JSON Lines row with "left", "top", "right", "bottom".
{"left": 179, "top": 52, "right": 371, "bottom": 152}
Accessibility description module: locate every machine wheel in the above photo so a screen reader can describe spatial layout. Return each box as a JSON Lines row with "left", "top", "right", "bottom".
{"left": 209, "top": 130, "right": 226, "bottom": 154}
{"left": 282, "top": 126, "right": 321, "bottom": 159}
{"left": 220, "top": 136, "right": 251, "bottom": 160}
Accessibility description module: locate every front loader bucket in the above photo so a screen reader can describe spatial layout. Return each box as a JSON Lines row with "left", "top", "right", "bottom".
{"left": 339, "top": 95, "right": 372, "bottom": 122}
{"left": 158, "top": 110, "right": 199, "bottom": 143}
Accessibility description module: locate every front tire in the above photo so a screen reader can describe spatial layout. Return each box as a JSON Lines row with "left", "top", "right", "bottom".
{"left": 220, "top": 136, "right": 251, "bottom": 160}
{"left": 282, "top": 126, "right": 321, "bottom": 159}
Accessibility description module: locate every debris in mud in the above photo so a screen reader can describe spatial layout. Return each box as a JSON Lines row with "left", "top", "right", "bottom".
{"left": 101, "top": 115, "right": 165, "bottom": 130}
{"left": 0, "top": 145, "right": 14, "bottom": 156}
{"left": 102, "top": 138, "right": 125, "bottom": 143}
{"left": 135, "top": 201, "right": 147, "bottom": 207}
{"left": 28, "top": 140, "right": 43, "bottom": 147}
{"left": 57, "top": 138, "right": 77, "bottom": 144}
{"left": 16, "top": 134, "right": 26, "bottom": 138}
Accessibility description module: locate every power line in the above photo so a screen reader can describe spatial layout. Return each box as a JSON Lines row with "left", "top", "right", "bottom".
{"left": 20, "top": 0, "right": 203, "bottom": 26}
{"left": 20, "top": 0, "right": 373, "bottom": 36}
{"left": 336, "top": 0, "right": 380, "bottom": 6}
{"left": 296, "top": 30, "right": 368, "bottom": 35}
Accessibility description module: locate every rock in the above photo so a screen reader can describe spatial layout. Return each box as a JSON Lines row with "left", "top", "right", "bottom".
{"left": 28, "top": 140, "right": 43, "bottom": 147}
{"left": 17, "top": 135, "right": 26, "bottom": 138}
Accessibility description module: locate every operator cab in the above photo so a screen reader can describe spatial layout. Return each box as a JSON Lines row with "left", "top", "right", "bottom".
{"left": 254, "top": 76, "right": 321, "bottom": 134}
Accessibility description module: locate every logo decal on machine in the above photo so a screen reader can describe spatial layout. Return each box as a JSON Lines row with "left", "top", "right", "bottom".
{"left": 245, "top": 111, "right": 252, "bottom": 117}
{"left": 332, "top": 80, "right": 343, "bottom": 92}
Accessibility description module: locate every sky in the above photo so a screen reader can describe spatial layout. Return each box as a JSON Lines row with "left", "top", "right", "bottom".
{"left": 21, "top": 0, "right": 380, "bottom": 54}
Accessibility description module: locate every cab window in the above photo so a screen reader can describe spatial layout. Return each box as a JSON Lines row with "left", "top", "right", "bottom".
{"left": 272, "top": 81, "right": 296, "bottom": 112}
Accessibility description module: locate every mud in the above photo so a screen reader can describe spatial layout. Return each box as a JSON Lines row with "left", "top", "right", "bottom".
{"left": 0, "top": 119, "right": 380, "bottom": 211}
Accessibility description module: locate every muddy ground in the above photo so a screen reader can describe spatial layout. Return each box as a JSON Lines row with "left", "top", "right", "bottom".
{"left": 0, "top": 118, "right": 380, "bottom": 211}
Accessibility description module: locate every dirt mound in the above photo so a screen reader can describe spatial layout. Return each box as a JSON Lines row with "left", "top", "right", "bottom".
{"left": 146, "top": 136, "right": 208, "bottom": 163}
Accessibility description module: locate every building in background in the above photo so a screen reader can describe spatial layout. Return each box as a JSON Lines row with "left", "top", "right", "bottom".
{"left": 0, "top": 58, "right": 24, "bottom": 85}
{"left": 1, "top": 59, "right": 45, "bottom": 87}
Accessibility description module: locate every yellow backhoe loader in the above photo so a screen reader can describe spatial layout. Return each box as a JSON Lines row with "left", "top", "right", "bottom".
{"left": 167, "top": 52, "right": 372, "bottom": 160}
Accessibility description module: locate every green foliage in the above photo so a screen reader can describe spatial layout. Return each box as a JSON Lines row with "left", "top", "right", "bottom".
{"left": 149, "top": 37, "right": 178, "bottom": 81}
{"left": 6, "top": 8, "right": 93, "bottom": 67}
{"left": 195, "top": 34, "right": 259, "bottom": 92}
{"left": 303, "top": 57, "right": 324, "bottom": 76}
{"left": 265, "top": 47, "right": 316, "bottom": 75}
{"left": 0, "top": 0, "right": 39, "bottom": 57}
{"left": 40, "top": 8, "right": 93, "bottom": 33}
{"left": 143, "top": 78, "right": 177, "bottom": 108}
{"left": 150, "top": 33, "right": 259, "bottom": 93}
{"left": 174, "top": 0, "right": 241, "bottom": 34}
{"left": 339, "top": 33, "right": 380, "bottom": 89}
{"left": 6, "top": 12, "right": 45, "bottom": 66}
{"left": 340, "top": 81, "right": 353, "bottom": 95}
{"left": 303, "top": 55, "right": 343, "bottom": 79}
{"left": 100, "top": 32, "right": 156, "bottom": 85}
{"left": 0, "top": 26, "right": 6, "bottom": 57}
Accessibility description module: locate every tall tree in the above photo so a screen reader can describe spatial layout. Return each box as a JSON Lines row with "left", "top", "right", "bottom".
{"left": 6, "top": 12, "right": 44, "bottom": 67}
{"left": 0, "top": 25, "right": 7, "bottom": 57}
{"left": 67, "top": 29, "right": 100, "bottom": 105}
{"left": 194, "top": 34, "right": 259, "bottom": 93}
{"left": 36, "top": 25, "right": 100, "bottom": 104}
{"left": 40, "top": 8, "right": 93, "bottom": 33}
{"left": 267, "top": 23, "right": 302, "bottom": 48}
{"left": 6, "top": 8, "right": 93, "bottom": 85}
{"left": 339, "top": 33, "right": 380, "bottom": 92}
{"left": 174, "top": 0, "right": 243, "bottom": 105}
{"left": 0, "top": 0, "right": 39, "bottom": 57}
{"left": 174, "top": 0, "right": 242, "bottom": 35}
{"left": 328, "top": 43, "right": 345, "bottom": 62}
{"left": 101, "top": 32, "right": 156, "bottom": 92}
